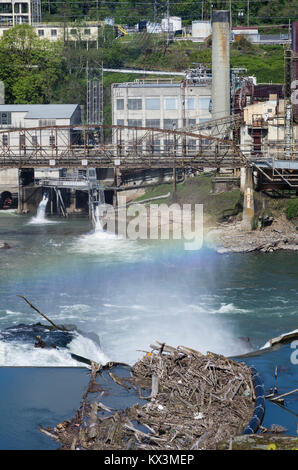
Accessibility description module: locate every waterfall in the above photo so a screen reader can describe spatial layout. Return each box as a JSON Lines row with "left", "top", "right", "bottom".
{"left": 91, "top": 188, "right": 106, "bottom": 231}
{"left": 28, "top": 194, "right": 54, "bottom": 225}
{"left": 36, "top": 195, "right": 49, "bottom": 221}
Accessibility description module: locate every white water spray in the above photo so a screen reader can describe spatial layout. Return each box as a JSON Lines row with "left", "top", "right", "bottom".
{"left": 36, "top": 195, "right": 48, "bottom": 220}
{"left": 29, "top": 195, "right": 56, "bottom": 225}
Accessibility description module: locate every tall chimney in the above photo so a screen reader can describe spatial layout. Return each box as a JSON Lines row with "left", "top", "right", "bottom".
{"left": 211, "top": 10, "right": 230, "bottom": 120}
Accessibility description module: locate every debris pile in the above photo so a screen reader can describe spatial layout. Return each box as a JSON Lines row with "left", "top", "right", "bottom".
{"left": 41, "top": 342, "right": 256, "bottom": 450}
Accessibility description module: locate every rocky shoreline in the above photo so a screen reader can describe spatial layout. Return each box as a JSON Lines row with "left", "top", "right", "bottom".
{"left": 205, "top": 214, "right": 298, "bottom": 254}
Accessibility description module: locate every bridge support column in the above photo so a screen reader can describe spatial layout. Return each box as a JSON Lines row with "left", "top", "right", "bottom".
{"left": 240, "top": 167, "right": 246, "bottom": 193}
{"left": 67, "top": 189, "right": 76, "bottom": 214}
{"left": 17, "top": 170, "right": 23, "bottom": 215}
{"left": 241, "top": 167, "right": 255, "bottom": 231}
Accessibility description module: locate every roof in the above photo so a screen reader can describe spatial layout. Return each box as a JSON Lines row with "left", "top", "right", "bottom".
{"left": 253, "top": 84, "right": 284, "bottom": 100}
{"left": 232, "top": 27, "right": 258, "bottom": 30}
{"left": 0, "top": 104, "right": 79, "bottom": 119}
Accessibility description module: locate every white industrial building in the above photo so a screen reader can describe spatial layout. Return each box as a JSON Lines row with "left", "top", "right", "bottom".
{"left": 111, "top": 79, "right": 212, "bottom": 148}
{"left": 0, "top": 104, "right": 81, "bottom": 189}
{"left": 0, "top": 0, "right": 41, "bottom": 26}
{"left": 0, "top": 21, "right": 99, "bottom": 42}
{"left": 240, "top": 96, "right": 298, "bottom": 159}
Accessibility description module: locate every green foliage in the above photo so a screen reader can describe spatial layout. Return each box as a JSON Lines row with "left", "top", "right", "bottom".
{"left": 286, "top": 199, "right": 298, "bottom": 220}
{"left": 0, "top": 24, "right": 63, "bottom": 103}
{"left": 41, "top": 0, "right": 297, "bottom": 26}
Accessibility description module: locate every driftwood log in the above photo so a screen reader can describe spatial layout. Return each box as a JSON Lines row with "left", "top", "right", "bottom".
{"left": 42, "top": 342, "right": 256, "bottom": 450}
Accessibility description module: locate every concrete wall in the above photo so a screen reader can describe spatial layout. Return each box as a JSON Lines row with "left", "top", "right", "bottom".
{"left": 0, "top": 168, "right": 18, "bottom": 186}
{"left": 112, "top": 81, "right": 212, "bottom": 145}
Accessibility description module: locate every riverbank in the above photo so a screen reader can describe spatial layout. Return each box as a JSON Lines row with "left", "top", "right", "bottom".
{"left": 205, "top": 214, "right": 298, "bottom": 254}
{"left": 127, "top": 174, "right": 298, "bottom": 254}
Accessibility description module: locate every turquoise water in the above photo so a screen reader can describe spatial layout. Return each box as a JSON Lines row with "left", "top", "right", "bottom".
{"left": 0, "top": 209, "right": 297, "bottom": 366}
{"left": 0, "top": 209, "right": 297, "bottom": 448}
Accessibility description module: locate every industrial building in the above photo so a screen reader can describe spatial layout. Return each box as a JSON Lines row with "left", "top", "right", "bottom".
{"left": 111, "top": 75, "right": 212, "bottom": 147}
{"left": 0, "top": 21, "right": 100, "bottom": 42}
{"left": 0, "top": 104, "right": 81, "bottom": 203}
{"left": 0, "top": 0, "right": 41, "bottom": 26}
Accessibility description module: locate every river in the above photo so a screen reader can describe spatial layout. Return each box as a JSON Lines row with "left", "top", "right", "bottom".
{"left": 0, "top": 208, "right": 297, "bottom": 367}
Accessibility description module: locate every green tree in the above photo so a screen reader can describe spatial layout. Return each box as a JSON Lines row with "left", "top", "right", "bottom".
{"left": 0, "top": 24, "right": 64, "bottom": 103}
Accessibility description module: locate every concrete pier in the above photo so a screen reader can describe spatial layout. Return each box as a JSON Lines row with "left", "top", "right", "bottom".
{"left": 241, "top": 167, "right": 255, "bottom": 230}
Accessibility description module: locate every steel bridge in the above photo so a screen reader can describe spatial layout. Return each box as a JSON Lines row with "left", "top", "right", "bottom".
{"left": 0, "top": 124, "right": 247, "bottom": 170}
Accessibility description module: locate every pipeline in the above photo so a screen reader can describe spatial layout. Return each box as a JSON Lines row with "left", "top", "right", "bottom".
{"left": 243, "top": 365, "right": 265, "bottom": 434}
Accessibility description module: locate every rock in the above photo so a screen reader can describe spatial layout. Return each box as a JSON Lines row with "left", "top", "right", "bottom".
{"left": 217, "top": 434, "right": 298, "bottom": 450}
{"left": 0, "top": 241, "right": 11, "bottom": 249}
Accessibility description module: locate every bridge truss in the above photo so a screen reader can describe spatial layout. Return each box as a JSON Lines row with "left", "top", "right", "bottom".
{"left": 0, "top": 124, "right": 247, "bottom": 170}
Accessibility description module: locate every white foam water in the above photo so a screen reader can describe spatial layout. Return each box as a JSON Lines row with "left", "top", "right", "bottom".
{"left": 0, "top": 209, "right": 17, "bottom": 215}
{"left": 0, "top": 331, "right": 109, "bottom": 367}
{"left": 70, "top": 208, "right": 149, "bottom": 262}
{"left": 28, "top": 195, "right": 57, "bottom": 225}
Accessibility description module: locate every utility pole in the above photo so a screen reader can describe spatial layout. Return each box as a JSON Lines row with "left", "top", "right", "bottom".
{"left": 166, "top": 0, "right": 170, "bottom": 46}
{"left": 101, "top": 62, "right": 104, "bottom": 144}
{"left": 247, "top": 0, "right": 250, "bottom": 26}
{"left": 229, "top": 0, "right": 232, "bottom": 27}
{"left": 201, "top": 0, "right": 204, "bottom": 21}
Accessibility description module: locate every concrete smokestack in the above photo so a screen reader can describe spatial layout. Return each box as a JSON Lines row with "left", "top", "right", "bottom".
{"left": 211, "top": 10, "right": 230, "bottom": 120}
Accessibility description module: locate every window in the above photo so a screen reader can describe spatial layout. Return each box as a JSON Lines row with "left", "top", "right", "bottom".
{"left": 164, "top": 139, "right": 174, "bottom": 151}
{"left": 183, "top": 118, "right": 196, "bottom": 127}
{"left": 70, "top": 29, "right": 77, "bottom": 35}
{"left": 163, "top": 119, "right": 178, "bottom": 130}
{"left": 199, "top": 97, "right": 211, "bottom": 110}
{"left": 128, "top": 99, "right": 142, "bottom": 110}
{"left": 145, "top": 98, "right": 160, "bottom": 110}
{"left": 117, "top": 119, "right": 124, "bottom": 126}
{"left": 51, "top": 29, "right": 57, "bottom": 36}
{"left": 187, "top": 139, "right": 196, "bottom": 150}
{"left": 164, "top": 97, "right": 177, "bottom": 110}
{"left": 32, "top": 135, "right": 38, "bottom": 146}
{"left": 84, "top": 29, "right": 91, "bottom": 35}
{"left": 116, "top": 99, "right": 124, "bottom": 110}
{"left": 2, "top": 134, "right": 9, "bottom": 145}
{"left": 146, "top": 119, "right": 160, "bottom": 128}
{"left": 199, "top": 118, "right": 211, "bottom": 123}
{"left": 39, "top": 119, "right": 56, "bottom": 127}
{"left": 0, "top": 112, "right": 11, "bottom": 125}
{"left": 185, "top": 98, "right": 195, "bottom": 110}
{"left": 19, "top": 134, "right": 25, "bottom": 147}
{"left": 146, "top": 139, "right": 160, "bottom": 153}
{"left": 127, "top": 119, "right": 142, "bottom": 127}
{"left": 49, "top": 135, "right": 55, "bottom": 146}
{"left": 38, "top": 29, "right": 44, "bottom": 36}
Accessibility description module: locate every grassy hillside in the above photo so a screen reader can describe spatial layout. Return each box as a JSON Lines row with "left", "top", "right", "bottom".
{"left": 135, "top": 175, "right": 243, "bottom": 223}
{"left": 118, "top": 36, "right": 284, "bottom": 83}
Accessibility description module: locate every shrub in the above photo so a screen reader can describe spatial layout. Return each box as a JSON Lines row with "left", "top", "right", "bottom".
{"left": 286, "top": 199, "right": 298, "bottom": 219}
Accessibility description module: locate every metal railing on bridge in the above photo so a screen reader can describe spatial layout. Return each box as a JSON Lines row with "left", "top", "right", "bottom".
{"left": 0, "top": 124, "right": 246, "bottom": 169}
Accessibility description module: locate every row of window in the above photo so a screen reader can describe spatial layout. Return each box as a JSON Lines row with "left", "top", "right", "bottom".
{"left": 121, "top": 139, "right": 211, "bottom": 154}
{"left": 2, "top": 134, "right": 56, "bottom": 146}
{"left": 0, "top": 3, "right": 29, "bottom": 14}
{"left": 0, "top": 115, "right": 57, "bottom": 127}
{"left": 117, "top": 118, "right": 210, "bottom": 128}
{"left": 37, "top": 28, "right": 92, "bottom": 37}
{"left": 116, "top": 97, "right": 211, "bottom": 112}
